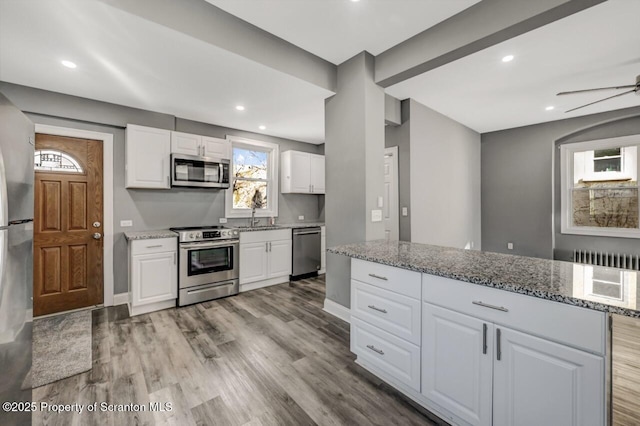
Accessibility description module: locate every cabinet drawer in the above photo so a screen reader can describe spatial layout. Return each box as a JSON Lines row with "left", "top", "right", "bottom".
{"left": 351, "top": 280, "right": 421, "bottom": 345}
{"left": 131, "top": 237, "right": 177, "bottom": 255}
{"left": 423, "top": 274, "right": 606, "bottom": 355}
{"left": 352, "top": 259, "right": 421, "bottom": 299}
{"left": 240, "top": 228, "right": 292, "bottom": 244}
{"left": 351, "top": 317, "right": 421, "bottom": 392}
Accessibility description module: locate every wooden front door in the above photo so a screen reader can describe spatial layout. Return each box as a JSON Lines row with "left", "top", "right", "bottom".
{"left": 34, "top": 134, "right": 103, "bottom": 316}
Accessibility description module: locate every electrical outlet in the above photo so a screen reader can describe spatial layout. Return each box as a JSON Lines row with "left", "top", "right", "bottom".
{"left": 402, "top": 207, "right": 408, "bottom": 216}
{"left": 507, "top": 242, "right": 514, "bottom": 250}
{"left": 298, "top": 215, "right": 305, "bottom": 221}
{"left": 219, "top": 218, "right": 228, "bottom": 224}
{"left": 120, "top": 220, "right": 133, "bottom": 227}
{"left": 371, "top": 209, "right": 382, "bottom": 222}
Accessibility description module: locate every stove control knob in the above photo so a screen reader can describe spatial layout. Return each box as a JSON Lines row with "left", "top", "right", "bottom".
{"left": 233, "top": 230, "right": 238, "bottom": 236}
{"left": 189, "top": 233, "right": 194, "bottom": 239}
{"left": 196, "top": 232, "right": 202, "bottom": 239}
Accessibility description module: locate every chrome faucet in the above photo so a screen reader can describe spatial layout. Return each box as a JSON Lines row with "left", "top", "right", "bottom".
{"left": 249, "top": 207, "right": 260, "bottom": 227}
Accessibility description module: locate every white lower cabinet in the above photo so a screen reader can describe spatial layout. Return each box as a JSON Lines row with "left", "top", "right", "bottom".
{"left": 128, "top": 238, "right": 177, "bottom": 316}
{"left": 422, "top": 303, "right": 493, "bottom": 426}
{"left": 239, "top": 229, "right": 292, "bottom": 289}
{"left": 493, "top": 326, "right": 604, "bottom": 426}
{"left": 349, "top": 260, "right": 607, "bottom": 426}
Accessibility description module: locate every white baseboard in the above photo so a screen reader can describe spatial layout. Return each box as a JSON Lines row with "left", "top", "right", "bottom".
{"left": 323, "top": 298, "right": 350, "bottom": 323}
{"left": 26, "top": 309, "right": 33, "bottom": 323}
{"left": 113, "top": 293, "right": 129, "bottom": 306}
{"left": 240, "top": 276, "right": 289, "bottom": 293}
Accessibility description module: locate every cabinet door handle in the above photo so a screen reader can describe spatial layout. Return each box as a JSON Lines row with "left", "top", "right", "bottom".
{"left": 368, "top": 273, "right": 388, "bottom": 281}
{"left": 173, "top": 252, "right": 176, "bottom": 265}
{"left": 482, "top": 323, "right": 488, "bottom": 355}
{"left": 367, "top": 305, "right": 387, "bottom": 314}
{"left": 268, "top": 242, "right": 271, "bottom": 252}
{"left": 366, "top": 344, "right": 384, "bottom": 355}
{"left": 265, "top": 242, "right": 268, "bottom": 253}
{"left": 496, "top": 328, "right": 502, "bottom": 361}
{"left": 472, "top": 300, "right": 509, "bottom": 312}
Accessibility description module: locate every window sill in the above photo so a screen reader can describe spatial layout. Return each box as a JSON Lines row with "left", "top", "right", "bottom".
{"left": 561, "top": 226, "right": 640, "bottom": 239}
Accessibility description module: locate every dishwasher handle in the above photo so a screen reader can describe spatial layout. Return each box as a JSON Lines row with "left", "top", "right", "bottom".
{"left": 293, "top": 227, "right": 321, "bottom": 235}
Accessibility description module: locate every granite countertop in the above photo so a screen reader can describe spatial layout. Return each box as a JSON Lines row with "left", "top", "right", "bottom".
{"left": 328, "top": 240, "right": 640, "bottom": 318}
{"left": 124, "top": 230, "right": 177, "bottom": 241}
{"left": 237, "top": 222, "right": 324, "bottom": 232}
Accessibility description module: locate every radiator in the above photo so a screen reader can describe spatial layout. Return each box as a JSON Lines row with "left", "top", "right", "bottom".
{"left": 573, "top": 249, "right": 640, "bottom": 271}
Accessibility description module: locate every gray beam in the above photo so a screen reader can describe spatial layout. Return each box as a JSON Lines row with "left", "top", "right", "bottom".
{"left": 375, "top": 0, "right": 606, "bottom": 88}
{"left": 98, "top": 0, "right": 337, "bottom": 92}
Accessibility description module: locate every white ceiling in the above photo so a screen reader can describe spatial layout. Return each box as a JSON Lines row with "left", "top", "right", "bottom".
{"left": 205, "top": 0, "right": 480, "bottom": 65}
{"left": 0, "top": 0, "right": 333, "bottom": 144}
{"left": 385, "top": 0, "right": 640, "bottom": 134}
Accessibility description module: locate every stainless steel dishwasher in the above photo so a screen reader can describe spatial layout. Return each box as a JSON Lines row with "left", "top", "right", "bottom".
{"left": 291, "top": 227, "right": 322, "bottom": 279}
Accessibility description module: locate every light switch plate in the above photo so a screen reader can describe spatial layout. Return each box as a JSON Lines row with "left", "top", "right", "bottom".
{"left": 402, "top": 207, "right": 408, "bottom": 216}
{"left": 120, "top": 220, "right": 133, "bottom": 227}
{"left": 371, "top": 210, "right": 383, "bottom": 222}
{"left": 219, "top": 218, "right": 228, "bottom": 224}
{"left": 377, "top": 196, "right": 384, "bottom": 208}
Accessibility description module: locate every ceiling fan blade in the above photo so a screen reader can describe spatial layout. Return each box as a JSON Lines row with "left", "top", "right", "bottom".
{"left": 557, "top": 84, "right": 636, "bottom": 95}
{"left": 565, "top": 89, "right": 636, "bottom": 113}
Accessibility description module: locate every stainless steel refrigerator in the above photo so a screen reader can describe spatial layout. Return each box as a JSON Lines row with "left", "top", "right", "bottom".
{"left": 0, "top": 92, "right": 34, "bottom": 425}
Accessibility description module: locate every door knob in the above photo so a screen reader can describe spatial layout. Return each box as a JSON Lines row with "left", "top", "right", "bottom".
{"left": 93, "top": 221, "right": 101, "bottom": 228}
{"left": 93, "top": 233, "right": 102, "bottom": 240}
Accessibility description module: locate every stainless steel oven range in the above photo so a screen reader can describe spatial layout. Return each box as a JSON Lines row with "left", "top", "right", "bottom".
{"left": 170, "top": 225, "right": 240, "bottom": 306}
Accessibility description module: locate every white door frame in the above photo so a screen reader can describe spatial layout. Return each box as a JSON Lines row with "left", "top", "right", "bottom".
{"left": 384, "top": 146, "right": 400, "bottom": 240}
{"left": 34, "top": 124, "right": 115, "bottom": 306}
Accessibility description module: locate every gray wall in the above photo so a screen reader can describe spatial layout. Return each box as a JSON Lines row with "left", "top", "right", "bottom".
{"left": 384, "top": 99, "right": 411, "bottom": 241}
{"left": 482, "top": 105, "right": 640, "bottom": 260}
{"left": 408, "top": 99, "right": 481, "bottom": 249}
{"left": 0, "top": 82, "right": 324, "bottom": 295}
{"left": 325, "top": 52, "right": 385, "bottom": 309}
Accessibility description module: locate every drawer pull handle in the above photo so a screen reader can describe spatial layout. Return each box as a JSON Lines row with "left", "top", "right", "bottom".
{"left": 482, "top": 323, "right": 488, "bottom": 355}
{"left": 146, "top": 244, "right": 163, "bottom": 249}
{"left": 367, "top": 305, "right": 388, "bottom": 314}
{"left": 472, "top": 300, "right": 509, "bottom": 312}
{"left": 366, "top": 344, "right": 384, "bottom": 355}
{"left": 368, "top": 273, "right": 388, "bottom": 281}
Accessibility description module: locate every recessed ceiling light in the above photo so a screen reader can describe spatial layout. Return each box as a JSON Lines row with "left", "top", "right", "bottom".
{"left": 235, "top": 105, "right": 245, "bottom": 111}
{"left": 545, "top": 106, "right": 555, "bottom": 111}
{"left": 501, "top": 55, "right": 514, "bottom": 63}
{"left": 350, "top": 0, "right": 360, "bottom": 2}
{"left": 259, "top": 125, "right": 266, "bottom": 130}
{"left": 61, "top": 60, "right": 77, "bottom": 69}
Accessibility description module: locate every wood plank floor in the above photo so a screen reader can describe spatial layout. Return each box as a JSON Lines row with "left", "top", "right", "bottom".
{"left": 613, "top": 314, "right": 640, "bottom": 426}
{"left": 33, "top": 277, "right": 441, "bottom": 426}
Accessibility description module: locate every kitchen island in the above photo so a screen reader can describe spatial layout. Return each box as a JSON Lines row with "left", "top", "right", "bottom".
{"left": 329, "top": 240, "right": 639, "bottom": 426}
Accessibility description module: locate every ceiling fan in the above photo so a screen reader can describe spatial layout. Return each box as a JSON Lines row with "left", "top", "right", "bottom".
{"left": 556, "top": 74, "right": 640, "bottom": 113}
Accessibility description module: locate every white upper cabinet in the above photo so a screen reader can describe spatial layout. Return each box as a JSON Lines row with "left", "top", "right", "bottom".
{"left": 125, "top": 124, "right": 171, "bottom": 189}
{"left": 281, "top": 150, "right": 325, "bottom": 194}
{"left": 171, "top": 131, "right": 230, "bottom": 159}
{"left": 202, "top": 136, "right": 231, "bottom": 159}
{"left": 310, "top": 154, "right": 325, "bottom": 193}
{"left": 171, "top": 131, "right": 201, "bottom": 156}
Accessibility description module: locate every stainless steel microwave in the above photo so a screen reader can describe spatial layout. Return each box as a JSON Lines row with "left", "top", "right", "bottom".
{"left": 171, "top": 154, "right": 230, "bottom": 188}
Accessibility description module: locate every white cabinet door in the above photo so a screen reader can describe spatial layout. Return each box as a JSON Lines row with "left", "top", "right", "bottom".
{"left": 422, "top": 303, "right": 493, "bottom": 426}
{"left": 131, "top": 251, "right": 177, "bottom": 306}
{"left": 125, "top": 125, "right": 171, "bottom": 189}
{"left": 288, "top": 151, "right": 311, "bottom": 193}
{"left": 239, "top": 242, "right": 269, "bottom": 284}
{"left": 171, "top": 131, "right": 202, "bottom": 156}
{"left": 268, "top": 239, "right": 292, "bottom": 278}
{"left": 310, "top": 154, "right": 325, "bottom": 194}
{"left": 202, "top": 136, "right": 230, "bottom": 159}
{"left": 493, "top": 326, "right": 604, "bottom": 426}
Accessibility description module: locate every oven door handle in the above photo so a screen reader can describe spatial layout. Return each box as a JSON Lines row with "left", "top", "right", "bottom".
{"left": 180, "top": 240, "right": 239, "bottom": 249}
